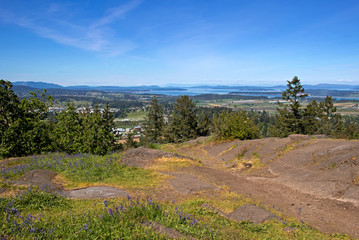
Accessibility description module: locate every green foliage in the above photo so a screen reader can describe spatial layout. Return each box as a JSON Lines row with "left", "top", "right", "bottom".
{"left": 319, "top": 95, "right": 342, "bottom": 136}
{"left": 1, "top": 193, "right": 349, "bottom": 239}
{"left": 124, "top": 132, "right": 137, "bottom": 150}
{"left": 213, "top": 110, "right": 259, "bottom": 140}
{"left": 247, "top": 110, "right": 275, "bottom": 137}
{"left": 53, "top": 103, "right": 114, "bottom": 155}
{"left": 1, "top": 153, "right": 158, "bottom": 189}
{"left": 302, "top": 100, "right": 322, "bottom": 135}
{"left": 272, "top": 76, "right": 308, "bottom": 135}
{"left": 166, "top": 95, "right": 199, "bottom": 142}
{"left": 197, "top": 112, "right": 211, "bottom": 136}
{"left": 0, "top": 80, "right": 53, "bottom": 157}
{"left": 142, "top": 97, "right": 165, "bottom": 145}
{"left": 270, "top": 78, "right": 350, "bottom": 139}
{"left": 0, "top": 187, "right": 69, "bottom": 212}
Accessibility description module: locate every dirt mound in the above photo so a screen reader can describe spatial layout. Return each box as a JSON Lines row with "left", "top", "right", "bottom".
{"left": 12, "top": 169, "right": 63, "bottom": 193}
{"left": 121, "top": 147, "right": 193, "bottom": 168}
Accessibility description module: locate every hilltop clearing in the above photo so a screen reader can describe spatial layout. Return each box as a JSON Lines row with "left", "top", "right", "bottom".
{"left": 121, "top": 135, "right": 359, "bottom": 238}
{"left": 1, "top": 136, "right": 359, "bottom": 239}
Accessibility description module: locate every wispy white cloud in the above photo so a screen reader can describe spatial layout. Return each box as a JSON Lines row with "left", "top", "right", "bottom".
{"left": 91, "top": 0, "right": 142, "bottom": 29}
{"left": 0, "top": 0, "right": 142, "bottom": 56}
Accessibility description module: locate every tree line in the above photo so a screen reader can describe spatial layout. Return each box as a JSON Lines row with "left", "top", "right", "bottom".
{"left": 1, "top": 80, "right": 114, "bottom": 158}
{"left": 1, "top": 77, "right": 358, "bottom": 158}
{"left": 141, "top": 76, "right": 359, "bottom": 146}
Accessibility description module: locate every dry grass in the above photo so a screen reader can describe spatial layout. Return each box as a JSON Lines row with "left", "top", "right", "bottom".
{"left": 149, "top": 157, "right": 197, "bottom": 171}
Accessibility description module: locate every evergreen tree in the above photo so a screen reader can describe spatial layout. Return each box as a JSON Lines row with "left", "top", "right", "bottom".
{"left": 302, "top": 100, "right": 322, "bottom": 135}
{"left": 319, "top": 95, "right": 340, "bottom": 136}
{"left": 197, "top": 112, "right": 211, "bottom": 136}
{"left": 166, "top": 95, "right": 198, "bottom": 142}
{"left": 54, "top": 103, "right": 115, "bottom": 155}
{"left": 101, "top": 103, "right": 115, "bottom": 152}
{"left": 53, "top": 103, "right": 83, "bottom": 154}
{"left": 271, "top": 76, "right": 307, "bottom": 136}
{"left": 142, "top": 97, "right": 164, "bottom": 144}
{"left": 125, "top": 131, "right": 137, "bottom": 149}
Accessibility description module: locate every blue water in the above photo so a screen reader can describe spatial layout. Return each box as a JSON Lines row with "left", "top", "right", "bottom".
{"left": 145, "top": 87, "right": 359, "bottom": 100}
{"left": 148, "top": 87, "right": 236, "bottom": 96}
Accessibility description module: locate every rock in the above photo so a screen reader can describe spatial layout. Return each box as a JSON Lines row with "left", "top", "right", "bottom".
{"left": 65, "top": 186, "right": 129, "bottom": 199}
{"left": 223, "top": 162, "right": 237, "bottom": 168}
{"left": 167, "top": 173, "right": 218, "bottom": 194}
{"left": 289, "top": 134, "right": 311, "bottom": 142}
{"left": 227, "top": 204, "right": 281, "bottom": 224}
{"left": 12, "top": 169, "right": 63, "bottom": 193}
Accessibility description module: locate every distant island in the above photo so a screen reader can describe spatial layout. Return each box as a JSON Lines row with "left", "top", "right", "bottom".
{"left": 11, "top": 81, "right": 359, "bottom": 99}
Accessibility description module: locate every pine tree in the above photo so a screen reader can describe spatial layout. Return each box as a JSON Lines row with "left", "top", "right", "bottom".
{"left": 166, "top": 95, "right": 198, "bottom": 142}
{"left": 142, "top": 97, "right": 164, "bottom": 144}
{"left": 319, "top": 95, "right": 340, "bottom": 136}
{"left": 271, "top": 76, "right": 307, "bottom": 136}
{"left": 53, "top": 103, "right": 83, "bottom": 154}
{"left": 198, "top": 112, "right": 211, "bottom": 136}
{"left": 302, "top": 100, "right": 322, "bottom": 135}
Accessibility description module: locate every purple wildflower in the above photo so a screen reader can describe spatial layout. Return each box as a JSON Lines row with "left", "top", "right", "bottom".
{"left": 108, "top": 208, "right": 113, "bottom": 215}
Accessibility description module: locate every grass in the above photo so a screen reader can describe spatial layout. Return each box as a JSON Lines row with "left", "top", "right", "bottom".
{"left": 1, "top": 187, "right": 352, "bottom": 239}
{"left": 124, "top": 110, "right": 148, "bottom": 121}
{"left": 0, "top": 152, "right": 354, "bottom": 239}
{"left": 218, "top": 144, "right": 237, "bottom": 157}
{"left": 0, "top": 153, "right": 161, "bottom": 190}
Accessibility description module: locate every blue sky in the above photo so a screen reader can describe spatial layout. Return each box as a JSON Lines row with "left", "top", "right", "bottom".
{"left": 1, "top": 0, "right": 359, "bottom": 86}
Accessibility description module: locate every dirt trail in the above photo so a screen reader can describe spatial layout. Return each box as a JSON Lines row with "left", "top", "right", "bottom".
{"left": 166, "top": 135, "right": 359, "bottom": 238}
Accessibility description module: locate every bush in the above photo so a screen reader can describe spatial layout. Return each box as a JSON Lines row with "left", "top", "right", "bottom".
{"left": 213, "top": 111, "right": 259, "bottom": 140}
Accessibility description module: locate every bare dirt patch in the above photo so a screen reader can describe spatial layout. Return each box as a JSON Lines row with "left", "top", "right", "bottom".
{"left": 121, "top": 147, "right": 194, "bottom": 168}
{"left": 164, "top": 172, "right": 218, "bottom": 194}
{"left": 12, "top": 169, "right": 63, "bottom": 194}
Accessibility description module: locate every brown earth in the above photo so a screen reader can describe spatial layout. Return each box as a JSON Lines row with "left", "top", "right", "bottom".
{"left": 4, "top": 135, "right": 359, "bottom": 238}
{"left": 122, "top": 135, "right": 359, "bottom": 238}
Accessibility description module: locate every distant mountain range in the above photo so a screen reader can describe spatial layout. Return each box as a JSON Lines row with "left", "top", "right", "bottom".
{"left": 12, "top": 81, "right": 359, "bottom": 92}
{"left": 12, "top": 81, "right": 186, "bottom": 92}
